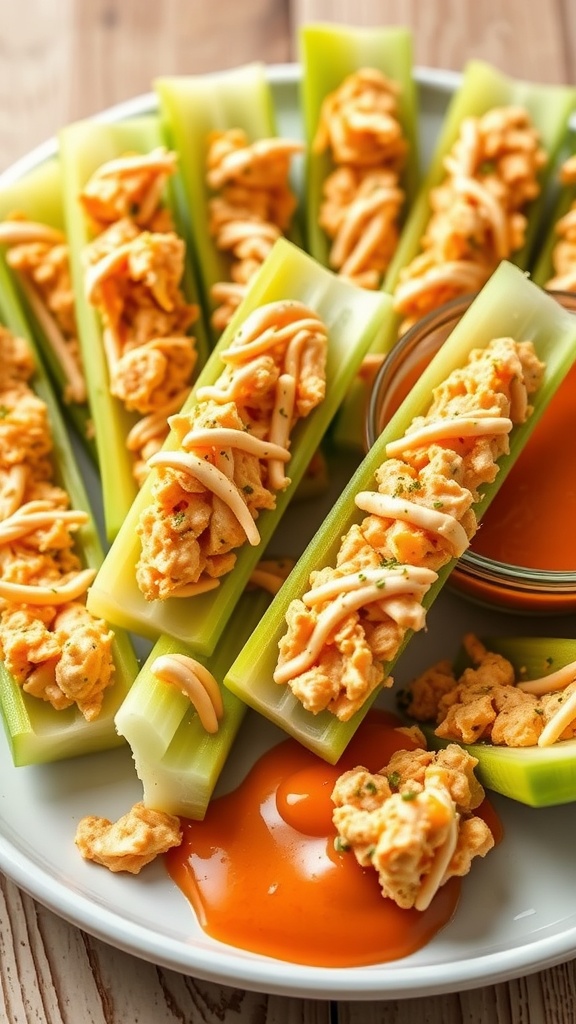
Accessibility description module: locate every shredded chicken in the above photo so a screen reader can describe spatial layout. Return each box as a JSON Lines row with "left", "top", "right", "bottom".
{"left": 313, "top": 67, "right": 407, "bottom": 289}
{"left": 206, "top": 128, "right": 304, "bottom": 331}
{"left": 274, "top": 336, "right": 544, "bottom": 721}
{"left": 0, "top": 214, "right": 86, "bottom": 405}
{"left": 404, "top": 634, "right": 576, "bottom": 749}
{"left": 75, "top": 801, "right": 182, "bottom": 874}
{"left": 393, "top": 106, "right": 547, "bottom": 332}
{"left": 136, "top": 300, "right": 327, "bottom": 600}
{"left": 0, "top": 325, "right": 115, "bottom": 720}
{"left": 80, "top": 149, "right": 198, "bottom": 483}
{"left": 545, "top": 153, "right": 576, "bottom": 291}
{"left": 332, "top": 735, "right": 494, "bottom": 910}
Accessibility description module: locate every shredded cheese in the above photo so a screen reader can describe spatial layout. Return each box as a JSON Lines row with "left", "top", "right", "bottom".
{"left": 538, "top": 689, "right": 576, "bottom": 747}
{"left": 148, "top": 449, "right": 261, "bottom": 546}
{"left": 273, "top": 566, "right": 437, "bottom": 685}
{"left": 355, "top": 491, "right": 470, "bottom": 557}
{"left": 385, "top": 414, "right": 513, "bottom": 458}
{"left": 414, "top": 792, "right": 459, "bottom": 911}
{"left": 0, "top": 567, "right": 97, "bottom": 606}
{"left": 0, "top": 505, "right": 89, "bottom": 544}
{"left": 151, "top": 652, "right": 223, "bottom": 734}
{"left": 177, "top": 426, "right": 291, "bottom": 463}
{"left": 517, "top": 659, "right": 576, "bottom": 695}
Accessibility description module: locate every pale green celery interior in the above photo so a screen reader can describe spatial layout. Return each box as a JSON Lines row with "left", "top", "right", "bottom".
{"left": 299, "top": 23, "right": 419, "bottom": 271}
{"left": 422, "top": 636, "right": 576, "bottom": 806}
{"left": 156, "top": 64, "right": 280, "bottom": 335}
{"left": 385, "top": 60, "right": 576, "bottom": 298}
{"left": 87, "top": 237, "right": 394, "bottom": 655}
{"left": 224, "top": 261, "right": 576, "bottom": 762}
{"left": 115, "top": 591, "right": 269, "bottom": 817}
{"left": 0, "top": 157, "right": 65, "bottom": 227}
{"left": 59, "top": 115, "right": 208, "bottom": 540}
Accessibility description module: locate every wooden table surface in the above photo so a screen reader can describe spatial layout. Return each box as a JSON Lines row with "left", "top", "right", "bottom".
{"left": 1, "top": 2, "right": 576, "bottom": 1022}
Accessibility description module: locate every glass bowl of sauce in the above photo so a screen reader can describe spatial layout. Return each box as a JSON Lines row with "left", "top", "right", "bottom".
{"left": 366, "top": 291, "right": 576, "bottom": 614}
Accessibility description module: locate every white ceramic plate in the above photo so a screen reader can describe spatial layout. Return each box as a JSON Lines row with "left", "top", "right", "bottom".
{"left": 1, "top": 65, "right": 576, "bottom": 1002}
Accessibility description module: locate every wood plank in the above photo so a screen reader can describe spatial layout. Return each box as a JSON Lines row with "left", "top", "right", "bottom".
{"left": 291, "top": 0, "right": 570, "bottom": 82}
{"left": 0, "top": 0, "right": 290, "bottom": 171}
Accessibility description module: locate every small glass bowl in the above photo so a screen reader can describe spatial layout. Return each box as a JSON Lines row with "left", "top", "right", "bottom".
{"left": 366, "top": 292, "right": 576, "bottom": 614}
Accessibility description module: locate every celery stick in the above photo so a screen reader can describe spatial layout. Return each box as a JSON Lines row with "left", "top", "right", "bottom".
{"left": 224, "top": 261, "right": 576, "bottom": 762}
{"left": 59, "top": 115, "right": 210, "bottom": 541}
{"left": 386, "top": 60, "right": 576, "bottom": 298}
{"left": 115, "top": 589, "right": 270, "bottom": 819}
{"left": 0, "top": 258, "right": 139, "bottom": 767}
{"left": 299, "top": 23, "right": 420, "bottom": 277}
{"left": 155, "top": 65, "right": 301, "bottom": 342}
{"left": 0, "top": 158, "right": 96, "bottom": 461}
{"left": 420, "top": 637, "right": 576, "bottom": 807}
{"left": 531, "top": 152, "right": 576, "bottom": 287}
{"left": 334, "top": 60, "right": 576, "bottom": 452}
{"left": 87, "top": 237, "right": 394, "bottom": 655}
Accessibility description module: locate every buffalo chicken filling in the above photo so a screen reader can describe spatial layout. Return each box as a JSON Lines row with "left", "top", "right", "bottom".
{"left": 0, "top": 325, "right": 114, "bottom": 720}
{"left": 392, "top": 106, "right": 546, "bottom": 332}
{"left": 80, "top": 148, "right": 199, "bottom": 483}
{"left": 274, "top": 336, "right": 544, "bottom": 721}
{"left": 136, "top": 300, "right": 327, "bottom": 601}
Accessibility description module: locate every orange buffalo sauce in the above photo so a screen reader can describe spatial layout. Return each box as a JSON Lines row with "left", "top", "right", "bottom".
{"left": 379, "top": 352, "right": 576, "bottom": 572}
{"left": 470, "top": 363, "right": 576, "bottom": 570}
{"left": 166, "top": 711, "right": 482, "bottom": 968}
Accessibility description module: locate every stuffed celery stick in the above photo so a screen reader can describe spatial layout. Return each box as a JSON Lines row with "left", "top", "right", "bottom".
{"left": 300, "top": 22, "right": 419, "bottom": 290}
{"left": 333, "top": 60, "right": 576, "bottom": 451}
{"left": 59, "top": 114, "right": 210, "bottom": 540}
{"left": 387, "top": 59, "right": 576, "bottom": 333}
{"left": 0, "top": 158, "right": 96, "bottom": 460}
{"left": 402, "top": 635, "right": 576, "bottom": 807}
{"left": 155, "top": 64, "right": 304, "bottom": 341}
{"left": 225, "top": 261, "right": 576, "bottom": 762}
{"left": 0, "top": 254, "right": 138, "bottom": 767}
{"left": 531, "top": 148, "right": 576, "bottom": 288}
{"left": 87, "top": 237, "right": 394, "bottom": 655}
{"left": 115, "top": 587, "right": 271, "bottom": 819}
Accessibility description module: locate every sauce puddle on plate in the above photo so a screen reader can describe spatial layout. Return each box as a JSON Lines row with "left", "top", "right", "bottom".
{"left": 166, "top": 710, "right": 472, "bottom": 967}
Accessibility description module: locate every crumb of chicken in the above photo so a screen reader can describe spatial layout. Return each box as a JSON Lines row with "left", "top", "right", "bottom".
{"left": 405, "top": 634, "right": 576, "bottom": 747}
{"left": 332, "top": 741, "right": 494, "bottom": 909}
{"left": 75, "top": 802, "right": 182, "bottom": 874}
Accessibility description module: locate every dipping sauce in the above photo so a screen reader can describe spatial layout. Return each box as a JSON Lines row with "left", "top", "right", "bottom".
{"left": 470, "top": 363, "right": 576, "bottom": 570}
{"left": 374, "top": 340, "right": 576, "bottom": 573}
{"left": 166, "top": 711, "right": 473, "bottom": 968}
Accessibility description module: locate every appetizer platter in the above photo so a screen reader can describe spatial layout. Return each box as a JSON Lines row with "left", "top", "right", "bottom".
{"left": 2, "top": 47, "right": 576, "bottom": 1001}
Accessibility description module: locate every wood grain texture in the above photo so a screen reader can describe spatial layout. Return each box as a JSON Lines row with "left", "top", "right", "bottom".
{"left": 292, "top": 0, "right": 571, "bottom": 81}
{"left": 1, "top": 1, "right": 576, "bottom": 1022}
